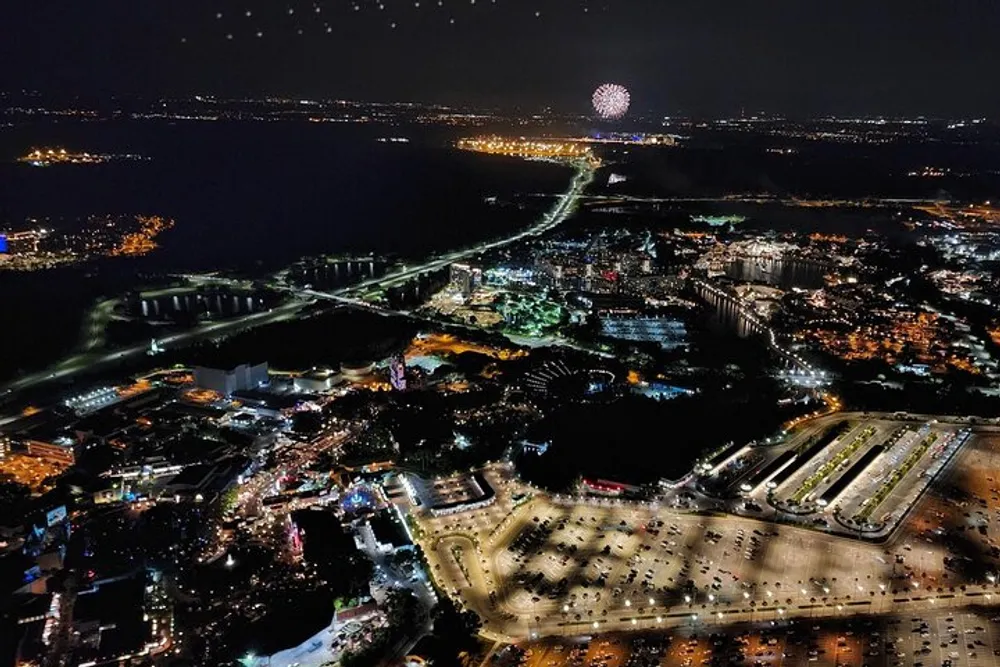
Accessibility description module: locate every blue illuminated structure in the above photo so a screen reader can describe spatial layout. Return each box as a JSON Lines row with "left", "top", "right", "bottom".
{"left": 389, "top": 353, "right": 406, "bottom": 391}
{"left": 0, "top": 235, "right": 7, "bottom": 253}
{"left": 340, "top": 484, "right": 377, "bottom": 514}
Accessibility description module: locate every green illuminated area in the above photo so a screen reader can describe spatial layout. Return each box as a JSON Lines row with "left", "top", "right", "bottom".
{"left": 854, "top": 431, "right": 938, "bottom": 524}
{"left": 690, "top": 214, "right": 747, "bottom": 227}
{"left": 494, "top": 292, "right": 567, "bottom": 337}
{"left": 789, "top": 426, "right": 876, "bottom": 504}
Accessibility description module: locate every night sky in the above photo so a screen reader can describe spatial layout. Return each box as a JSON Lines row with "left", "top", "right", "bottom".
{"left": 2, "top": 0, "right": 999, "bottom": 116}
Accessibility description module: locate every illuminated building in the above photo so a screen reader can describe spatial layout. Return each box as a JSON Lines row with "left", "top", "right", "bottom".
{"left": 581, "top": 132, "right": 677, "bottom": 146}
{"left": 332, "top": 601, "right": 380, "bottom": 625}
{"left": 293, "top": 369, "right": 337, "bottom": 393}
{"left": 193, "top": 362, "right": 269, "bottom": 396}
{"left": 340, "top": 360, "right": 375, "bottom": 381}
{"left": 521, "top": 438, "right": 550, "bottom": 455}
{"left": 25, "top": 440, "right": 75, "bottom": 466}
{"left": 364, "top": 509, "right": 414, "bottom": 554}
{"left": 389, "top": 353, "right": 407, "bottom": 391}
{"left": 581, "top": 478, "right": 639, "bottom": 497}
{"left": 428, "top": 482, "right": 495, "bottom": 516}
{"left": 288, "top": 517, "right": 303, "bottom": 558}
{"left": 1, "top": 230, "right": 46, "bottom": 254}
{"left": 449, "top": 262, "right": 481, "bottom": 296}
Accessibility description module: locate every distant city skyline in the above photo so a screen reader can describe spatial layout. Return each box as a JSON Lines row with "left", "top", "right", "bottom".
{"left": 1, "top": 89, "right": 993, "bottom": 124}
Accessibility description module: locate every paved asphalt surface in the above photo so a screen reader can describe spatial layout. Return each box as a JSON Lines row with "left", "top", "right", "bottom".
{"left": 415, "top": 426, "right": 1000, "bottom": 643}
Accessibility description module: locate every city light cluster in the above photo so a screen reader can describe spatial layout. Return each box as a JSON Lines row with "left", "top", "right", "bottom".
{"left": 0, "top": 215, "right": 175, "bottom": 270}
{"left": 456, "top": 136, "right": 592, "bottom": 159}
{"left": 18, "top": 147, "right": 147, "bottom": 167}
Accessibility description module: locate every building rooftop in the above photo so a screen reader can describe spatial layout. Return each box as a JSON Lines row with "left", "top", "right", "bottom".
{"left": 369, "top": 510, "right": 412, "bottom": 550}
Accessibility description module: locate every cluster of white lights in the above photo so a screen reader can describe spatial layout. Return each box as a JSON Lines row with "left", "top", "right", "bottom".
{"left": 592, "top": 83, "right": 630, "bottom": 120}
{"left": 194, "top": 0, "right": 604, "bottom": 41}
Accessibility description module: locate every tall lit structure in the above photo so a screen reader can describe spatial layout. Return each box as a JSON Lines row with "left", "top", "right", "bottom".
{"left": 194, "top": 362, "right": 269, "bottom": 395}
{"left": 449, "top": 263, "right": 482, "bottom": 297}
{"left": 389, "top": 354, "right": 407, "bottom": 391}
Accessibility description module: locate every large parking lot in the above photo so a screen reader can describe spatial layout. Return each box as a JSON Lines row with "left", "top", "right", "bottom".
{"left": 488, "top": 499, "right": 904, "bottom": 634}
{"left": 715, "top": 415, "right": 974, "bottom": 538}
{"left": 514, "top": 607, "right": 1000, "bottom": 667}
{"left": 415, "top": 421, "right": 1000, "bottom": 641}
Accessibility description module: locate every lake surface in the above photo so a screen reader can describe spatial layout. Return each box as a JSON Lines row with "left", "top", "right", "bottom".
{"left": 725, "top": 256, "right": 830, "bottom": 289}
{"left": 0, "top": 120, "right": 572, "bottom": 377}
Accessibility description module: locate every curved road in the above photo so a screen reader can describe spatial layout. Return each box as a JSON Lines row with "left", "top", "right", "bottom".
{"left": 0, "top": 158, "right": 595, "bottom": 400}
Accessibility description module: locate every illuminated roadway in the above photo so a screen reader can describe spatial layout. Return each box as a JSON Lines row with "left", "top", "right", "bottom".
{"left": 185, "top": 157, "right": 593, "bottom": 299}
{"left": 335, "top": 157, "right": 595, "bottom": 294}
{"left": 177, "top": 160, "right": 599, "bottom": 345}
{"left": 289, "top": 158, "right": 604, "bottom": 355}
{"left": 0, "top": 158, "right": 595, "bottom": 399}
{"left": 575, "top": 194, "right": 951, "bottom": 206}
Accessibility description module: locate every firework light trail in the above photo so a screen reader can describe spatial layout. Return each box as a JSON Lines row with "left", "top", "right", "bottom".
{"left": 592, "top": 83, "right": 630, "bottom": 120}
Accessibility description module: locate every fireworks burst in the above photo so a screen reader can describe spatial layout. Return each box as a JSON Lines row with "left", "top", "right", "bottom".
{"left": 592, "top": 83, "right": 630, "bottom": 120}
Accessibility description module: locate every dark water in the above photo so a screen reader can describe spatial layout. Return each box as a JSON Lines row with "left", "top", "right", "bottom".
{"left": 128, "top": 289, "right": 277, "bottom": 321}
{"left": 0, "top": 120, "right": 570, "bottom": 270}
{"left": 725, "top": 256, "right": 830, "bottom": 289}
{"left": 594, "top": 136, "right": 1000, "bottom": 203}
{"left": 697, "top": 283, "right": 768, "bottom": 339}
{"left": 288, "top": 257, "right": 388, "bottom": 289}
{"left": 0, "top": 120, "right": 572, "bottom": 377}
